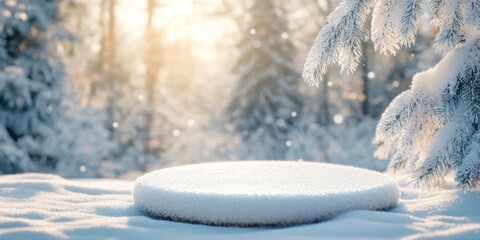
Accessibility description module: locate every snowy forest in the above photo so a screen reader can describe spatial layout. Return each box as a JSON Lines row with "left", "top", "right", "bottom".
{"left": 0, "top": 0, "right": 445, "bottom": 177}
{"left": 1, "top": 0, "right": 479, "bottom": 187}
{"left": 2, "top": 0, "right": 480, "bottom": 239}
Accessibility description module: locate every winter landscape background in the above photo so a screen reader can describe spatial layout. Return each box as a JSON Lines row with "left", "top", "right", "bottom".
{"left": 1, "top": 0, "right": 480, "bottom": 239}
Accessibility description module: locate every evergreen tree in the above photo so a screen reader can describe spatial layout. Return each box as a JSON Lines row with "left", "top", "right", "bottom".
{"left": 303, "top": 0, "right": 480, "bottom": 188}
{"left": 62, "top": 1, "right": 164, "bottom": 175}
{"left": 227, "top": 0, "right": 305, "bottom": 158}
{"left": 0, "top": 0, "right": 65, "bottom": 173}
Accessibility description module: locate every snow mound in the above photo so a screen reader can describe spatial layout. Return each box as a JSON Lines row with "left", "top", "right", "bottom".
{"left": 133, "top": 161, "right": 400, "bottom": 226}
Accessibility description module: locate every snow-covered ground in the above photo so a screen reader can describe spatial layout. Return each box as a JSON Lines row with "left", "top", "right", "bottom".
{"left": 1, "top": 173, "right": 479, "bottom": 240}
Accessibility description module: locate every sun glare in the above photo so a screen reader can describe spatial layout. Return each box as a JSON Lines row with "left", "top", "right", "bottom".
{"left": 165, "top": 0, "right": 192, "bottom": 17}
{"left": 117, "top": 0, "right": 225, "bottom": 47}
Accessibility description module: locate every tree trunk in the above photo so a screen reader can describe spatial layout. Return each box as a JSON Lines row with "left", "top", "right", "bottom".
{"left": 106, "top": 0, "right": 117, "bottom": 138}
{"left": 89, "top": 0, "right": 107, "bottom": 103}
{"left": 320, "top": 73, "right": 330, "bottom": 125}
{"left": 361, "top": 41, "right": 369, "bottom": 117}
{"left": 143, "top": 0, "right": 160, "bottom": 154}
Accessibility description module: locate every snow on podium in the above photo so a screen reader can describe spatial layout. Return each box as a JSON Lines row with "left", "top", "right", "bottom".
{"left": 133, "top": 161, "right": 400, "bottom": 227}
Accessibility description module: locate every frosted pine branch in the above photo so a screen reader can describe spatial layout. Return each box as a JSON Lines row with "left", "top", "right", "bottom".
{"left": 430, "top": 0, "right": 445, "bottom": 28}
{"left": 378, "top": 39, "right": 480, "bottom": 188}
{"left": 375, "top": 90, "right": 416, "bottom": 146}
{"left": 416, "top": 117, "right": 472, "bottom": 184}
{"left": 398, "top": 0, "right": 423, "bottom": 47}
{"left": 456, "top": 132, "right": 480, "bottom": 189}
{"left": 466, "top": 0, "right": 480, "bottom": 28}
{"left": 434, "top": 0, "right": 464, "bottom": 53}
{"left": 304, "top": 0, "right": 480, "bottom": 188}
{"left": 372, "top": 4, "right": 396, "bottom": 54}
{"left": 302, "top": 0, "right": 374, "bottom": 87}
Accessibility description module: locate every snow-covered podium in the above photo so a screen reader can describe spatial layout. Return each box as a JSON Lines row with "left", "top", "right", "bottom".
{"left": 133, "top": 161, "right": 399, "bottom": 227}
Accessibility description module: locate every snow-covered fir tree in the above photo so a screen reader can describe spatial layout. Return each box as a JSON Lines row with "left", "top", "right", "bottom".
{"left": 227, "top": 0, "right": 305, "bottom": 159}
{"left": 0, "top": 0, "right": 66, "bottom": 173}
{"left": 303, "top": 0, "right": 480, "bottom": 188}
{"left": 62, "top": 0, "right": 161, "bottom": 176}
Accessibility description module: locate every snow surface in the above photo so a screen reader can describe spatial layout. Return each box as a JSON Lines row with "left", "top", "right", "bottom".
{"left": 1, "top": 172, "right": 480, "bottom": 239}
{"left": 133, "top": 161, "right": 399, "bottom": 226}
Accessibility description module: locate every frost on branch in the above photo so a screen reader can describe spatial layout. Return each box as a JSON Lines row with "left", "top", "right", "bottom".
{"left": 303, "top": 0, "right": 480, "bottom": 188}
{"left": 303, "top": 0, "right": 477, "bottom": 83}
{"left": 375, "top": 39, "right": 480, "bottom": 188}
{"left": 432, "top": 0, "right": 465, "bottom": 53}
{"left": 371, "top": 0, "right": 423, "bottom": 55}
{"left": 302, "top": 0, "right": 375, "bottom": 87}
{"left": 466, "top": 0, "right": 480, "bottom": 29}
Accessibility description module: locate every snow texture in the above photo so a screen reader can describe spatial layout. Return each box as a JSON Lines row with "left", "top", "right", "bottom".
{"left": 1, "top": 173, "right": 480, "bottom": 239}
{"left": 133, "top": 161, "right": 399, "bottom": 226}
